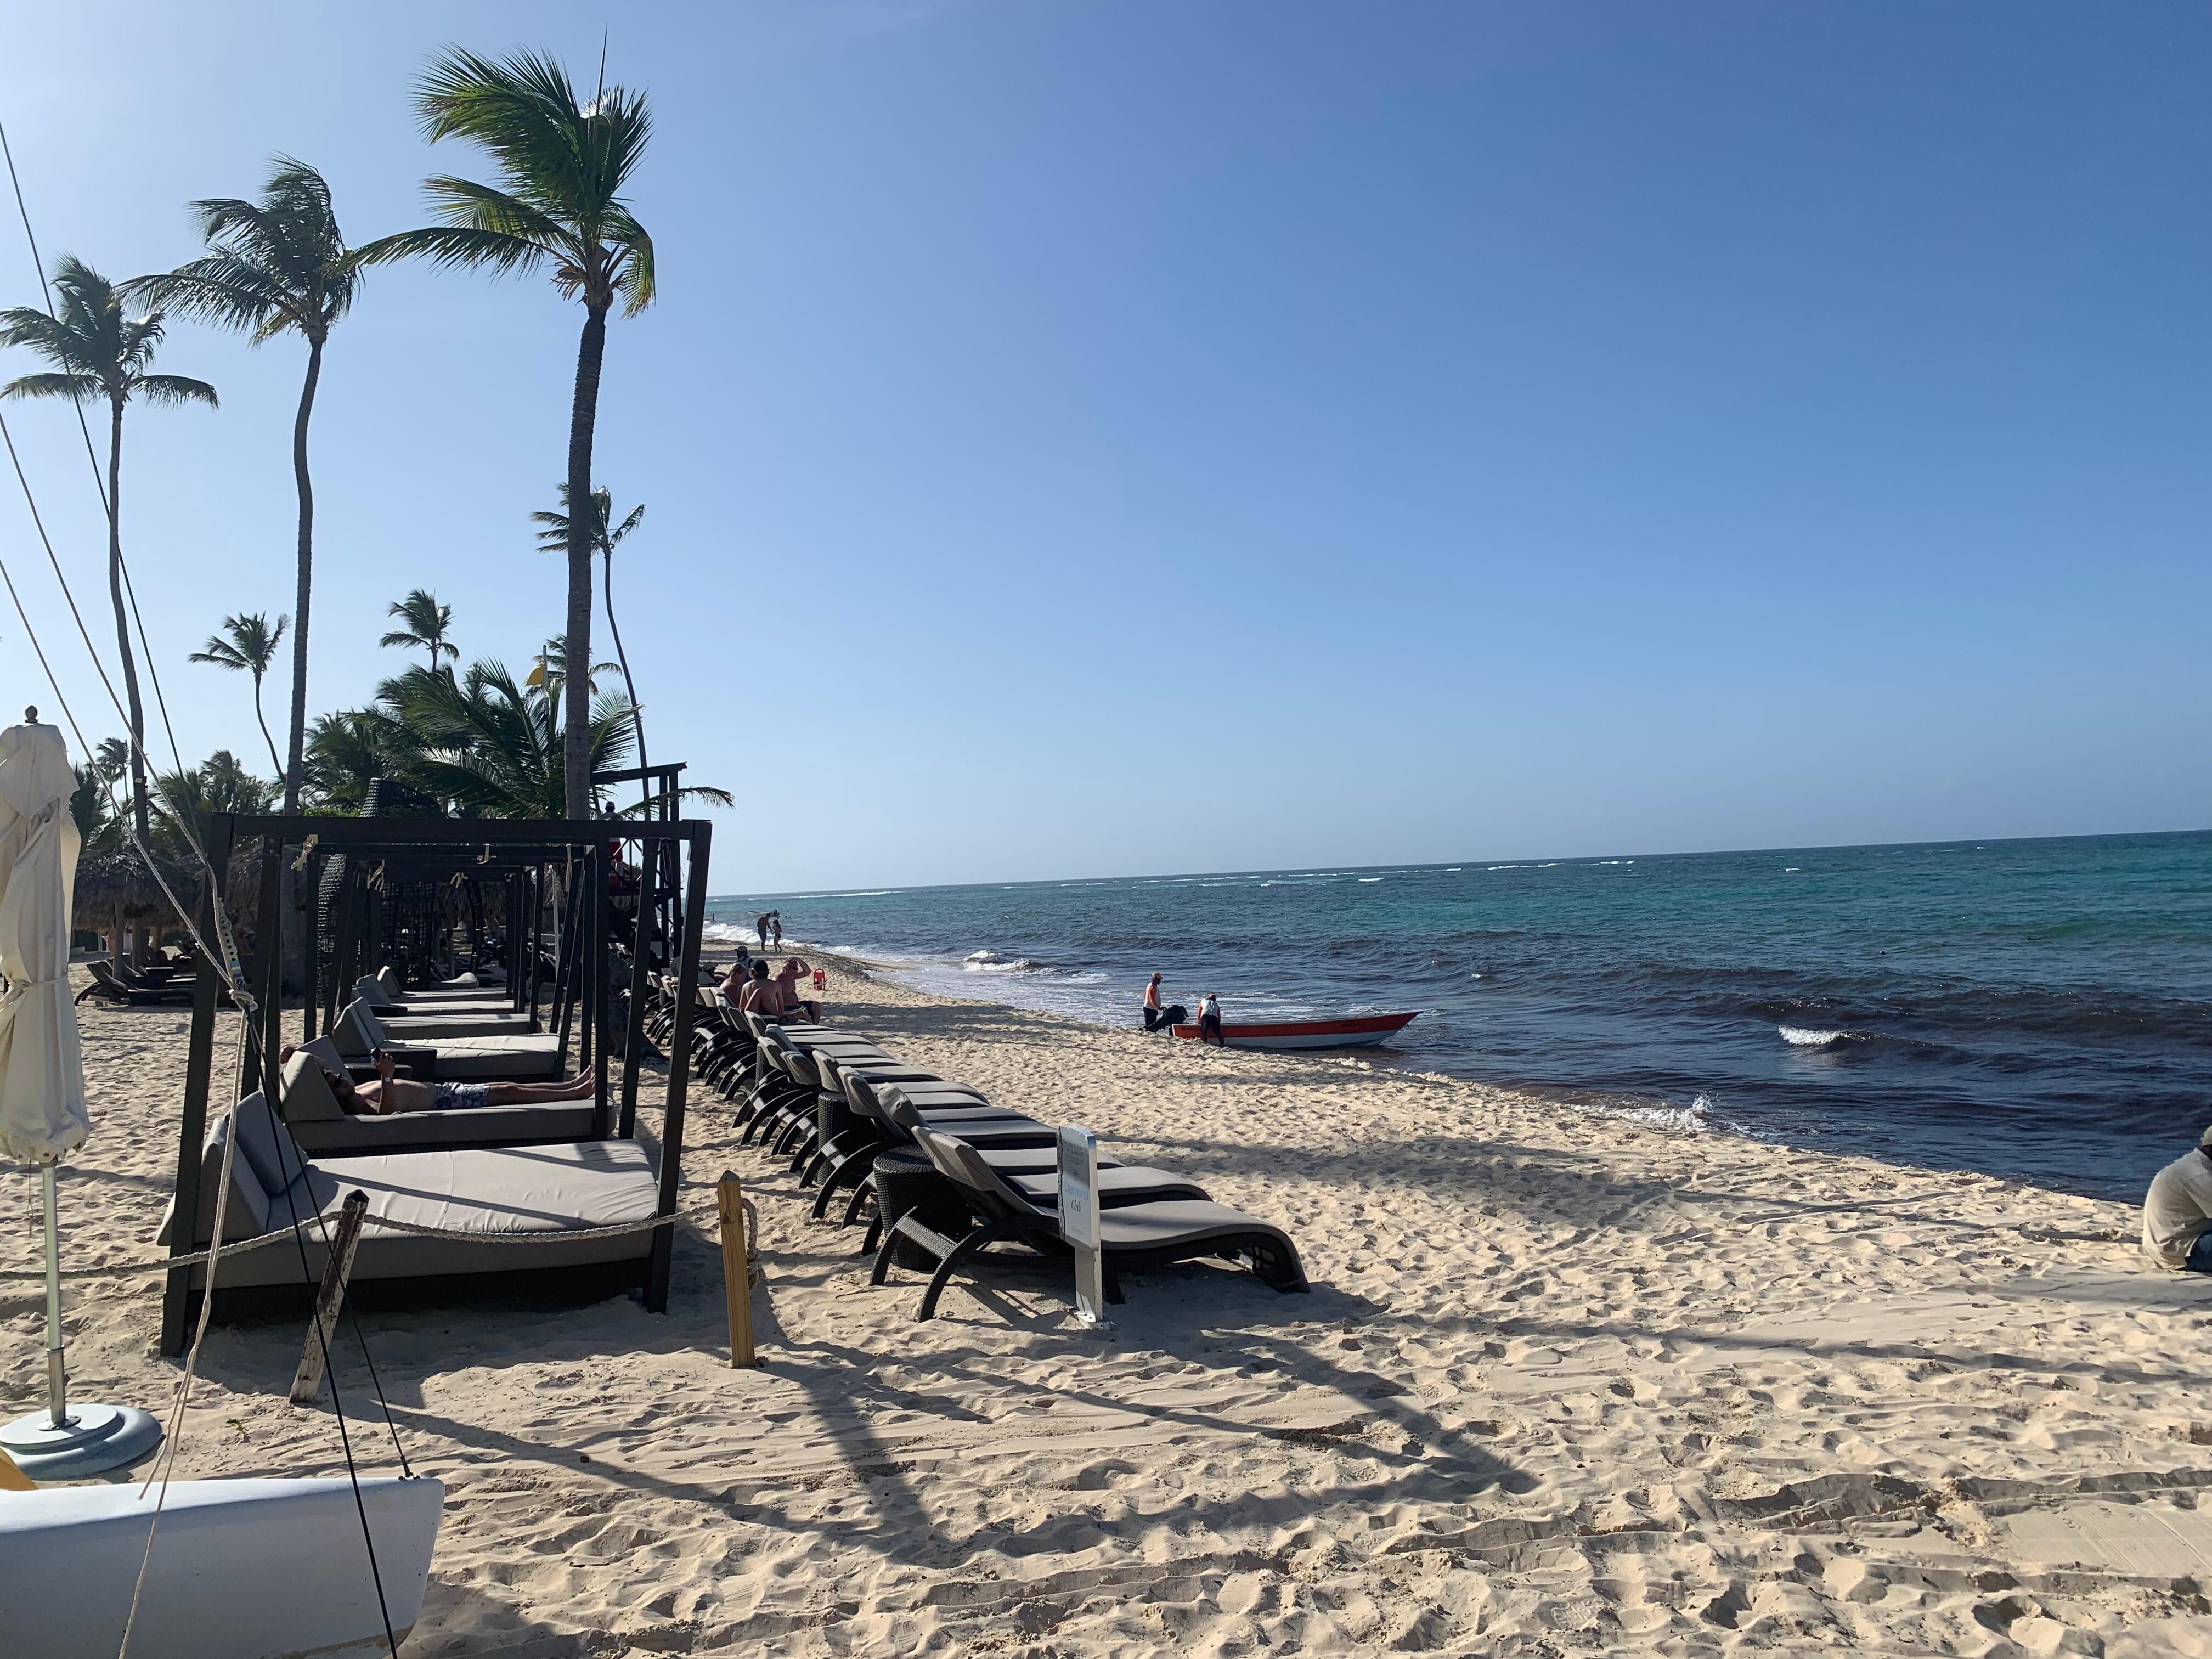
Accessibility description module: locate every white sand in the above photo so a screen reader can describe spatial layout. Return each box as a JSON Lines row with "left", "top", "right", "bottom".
{"left": 8, "top": 957, "right": 2212, "bottom": 1656}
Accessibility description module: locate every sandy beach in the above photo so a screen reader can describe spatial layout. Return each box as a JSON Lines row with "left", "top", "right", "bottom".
{"left": 8, "top": 955, "right": 2212, "bottom": 1656}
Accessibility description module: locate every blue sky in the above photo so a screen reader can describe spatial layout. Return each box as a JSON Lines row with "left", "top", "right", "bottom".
{"left": 2, "top": 3, "right": 2205, "bottom": 891}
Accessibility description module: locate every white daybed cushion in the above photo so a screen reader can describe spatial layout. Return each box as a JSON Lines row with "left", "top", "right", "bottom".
{"left": 204, "top": 1139, "right": 661, "bottom": 1288}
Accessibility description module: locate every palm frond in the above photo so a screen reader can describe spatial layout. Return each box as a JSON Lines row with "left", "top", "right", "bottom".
{"left": 0, "top": 371, "right": 97, "bottom": 403}
{"left": 417, "top": 175, "right": 572, "bottom": 247}
{"left": 355, "top": 224, "right": 548, "bottom": 278}
{"left": 134, "top": 254, "right": 294, "bottom": 339}
{"left": 135, "top": 374, "right": 219, "bottom": 408}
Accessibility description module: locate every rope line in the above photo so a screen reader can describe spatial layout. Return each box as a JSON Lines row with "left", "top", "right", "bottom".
{"left": 0, "top": 1207, "right": 684, "bottom": 1281}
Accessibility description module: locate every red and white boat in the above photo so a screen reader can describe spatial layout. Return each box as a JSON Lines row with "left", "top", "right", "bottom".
{"left": 1170, "top": 1011, "right": 1420, "bottom": 1051}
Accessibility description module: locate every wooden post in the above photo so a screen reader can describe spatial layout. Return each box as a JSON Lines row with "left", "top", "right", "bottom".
{"left": 618, "top": 832, "right": 654, "bottom": 1139}
{"left": 718, "top": 1172, "right": 756, "bottom": 1368}
{"left": 647, "top": 825, "right": 710, "bottom": 1314}
{"left": 163, "top": 816, "right": 234, "bottom": 1358}
{"left": 289, "top": 1190, "right": 370, "bottom": 1406}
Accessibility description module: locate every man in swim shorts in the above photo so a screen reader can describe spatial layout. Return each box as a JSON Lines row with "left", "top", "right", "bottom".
{"left": 281, "top": 1046, "right": 598, "bottom": 1116}
{"left": 2142, "top": 1124, "right": 2212, "bottom": 1272}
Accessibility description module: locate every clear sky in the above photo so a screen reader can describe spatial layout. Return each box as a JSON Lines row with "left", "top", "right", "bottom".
{"left": 2, "top": 3, "right": 2205, "bottom": 893}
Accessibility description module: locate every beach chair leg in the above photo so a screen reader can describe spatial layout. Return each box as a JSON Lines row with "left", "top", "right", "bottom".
{"left": 848, "top": 1183, "right": 879, "bottom": 1237}
{"left": 868, "top": 1221, "right": 904, "bottom": 1285}
{"left": 804, "top": 1127, "right": 872, "bottom": 1190}
{"left": 916, "top": 1220, "right": 1019, "bottom": 1322}
{"left": 808, "top": 1141, "right": 878, "bottom": 1220}
{"left": 785, "top": 1128, "right": 822, "bottom": 1177}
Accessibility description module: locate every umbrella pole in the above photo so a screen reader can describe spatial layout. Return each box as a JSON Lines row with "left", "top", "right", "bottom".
{"left": 1, "top": 1165, "right": 159, "bottom": 1479}
{"left": 43, "top": 1164, "right": 65, "bottom": 1429}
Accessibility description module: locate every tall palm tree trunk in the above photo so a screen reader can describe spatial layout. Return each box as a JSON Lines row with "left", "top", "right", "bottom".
{"left": 105, "top": 398, "right": 151, "bottom": 849}
{"left": 251, "top": 674, "right": 284, "bottom": 780}
{"left": 283, "top": 336, "right": 322, "bottom": 815}
{"left": 602, "top": 549, "right": 646, "bottom": 773}
{"left": 562, "top": 302, "right": 608, "bottom": 821}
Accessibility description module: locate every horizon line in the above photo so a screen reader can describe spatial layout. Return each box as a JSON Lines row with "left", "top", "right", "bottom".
{"left": 704, "top": 823, "right": 2209, "bottom": 906}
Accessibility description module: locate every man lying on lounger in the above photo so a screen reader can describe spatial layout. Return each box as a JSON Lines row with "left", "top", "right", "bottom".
{"left": 279, "top": 1045, "right": 597, "bottom": 1116}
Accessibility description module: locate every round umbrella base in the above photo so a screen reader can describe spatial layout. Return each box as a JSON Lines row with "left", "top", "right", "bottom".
{"left": 0, "top": 1403, "right": 162, "bottom": 1481}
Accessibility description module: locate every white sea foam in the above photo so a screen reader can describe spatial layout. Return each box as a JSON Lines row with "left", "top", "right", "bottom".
{"left": 1566, "top": 1093, "right": 1756, "bottom": 1137}
{"left": 836, "top": 890, "right": 891, "bottom": 898}
{"left": 1358, "top": 877, "right": 1384, "bottom": 883}
{"left": 964, "top": 950, "right": 1040, "bottom": 974}
{"left": 1779, "top": 1025, "right": 1855, "bottom": 1048}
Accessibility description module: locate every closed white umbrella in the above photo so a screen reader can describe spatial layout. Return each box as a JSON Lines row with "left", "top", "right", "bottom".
{"left": 0, "top": 713, "right": 160, "bottom": 1479}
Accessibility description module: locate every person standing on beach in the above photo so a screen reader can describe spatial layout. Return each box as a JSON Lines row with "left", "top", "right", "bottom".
{"left": 1198, "top": 991, "right": 1224, "bottom": 1046}
{"left": 1143, "top": 974, "right": 1189, "bottom": 1033}
{"left": 770, "top": 913, "right": 784, "bottom": 949}
{"left": 2142, "top": 1125, "right": 2212, "bottom": 1271}
{"left": 756, "top": 912, "right": 772, "bottom": 949}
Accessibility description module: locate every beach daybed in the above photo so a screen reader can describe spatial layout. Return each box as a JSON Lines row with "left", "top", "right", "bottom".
{"left": 158, "top": 1093, "right": 661, "bottom": 1314}
{"left": 344, "top": 976, "right": 535, "bottom": 1037}
{"left": 334, "top": 998, "right": 566, "bottom": 1080}
{"left": 876, "top": 1125, "right": 1309, "bottom": 1320}
{"left": 381, "top": 964, "right": 509, "bottom": 1001}
{"left": 278, "top": 1049, "right": 599, "bottom": 1157}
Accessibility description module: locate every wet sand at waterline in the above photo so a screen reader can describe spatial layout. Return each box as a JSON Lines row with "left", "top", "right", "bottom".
{"left": 7, "top": 959, "right": 2212, "bottom": 1655}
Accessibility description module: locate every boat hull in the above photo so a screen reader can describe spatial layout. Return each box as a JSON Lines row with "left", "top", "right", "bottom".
{"left": 1170, "top": 1012, "right": 1420, "bottom": 1051}
{"left": 0, "top": 1475, "right": 444, "bottom": 1658}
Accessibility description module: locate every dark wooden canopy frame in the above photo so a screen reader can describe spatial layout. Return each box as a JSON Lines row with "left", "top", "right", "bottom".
{"left": 160, "top": 813, "right": 713, "bottom": 1356}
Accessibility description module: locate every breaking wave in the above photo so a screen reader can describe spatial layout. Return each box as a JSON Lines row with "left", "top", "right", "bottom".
{"left": 1779, "top": 1024, "right": 1858, "bottom": 1048}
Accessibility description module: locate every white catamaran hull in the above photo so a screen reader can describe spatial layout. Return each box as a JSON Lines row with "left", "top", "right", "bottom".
{"left": 0, "top": 1475, "right": 444, "bottom": 1658}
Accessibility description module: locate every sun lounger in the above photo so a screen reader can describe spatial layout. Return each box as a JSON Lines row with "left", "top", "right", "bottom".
{"left": 876, "top": 1125, "right": 1308, "bottom": 1319}
{"left": 277, "top": 1051, "right": 598, "bottom": 1156}
{"left": 80, "top": 960, "right": 195, "bottom": 1006}
{"left": 159, "top": 1094, "right": 660, "bottom": 1312}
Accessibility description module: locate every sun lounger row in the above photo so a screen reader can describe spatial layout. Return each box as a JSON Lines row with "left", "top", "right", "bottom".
{"left": 653, "top": 977, "right": 1308, "bottom": 1319}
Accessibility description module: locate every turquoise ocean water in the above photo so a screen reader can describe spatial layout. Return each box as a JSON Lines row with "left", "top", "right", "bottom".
{"left": 708, "top": 832, "right": 2212, "bottom": 1201}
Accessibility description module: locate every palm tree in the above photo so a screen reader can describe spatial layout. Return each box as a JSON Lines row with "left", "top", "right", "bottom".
{"left": 386, "top": 659, "right": 636, "bottom": 819}
{"left": 302, "top": 708, "right": 432, "bottom": 814}
{"left": 532, "top": 484, "right": 648, "bottom": 767}
{"left": 379, "top": 588, "right": 457, "bottom": 673}
{"left": 69, "top": 764, "right": 121, "bottom": 856}
{"left": 151, "top": 750, "right": 278, "bottom": 861}
{"left": 360, "top": 47, "right": 654, "bottom": 821}
{"left": 0, "top": 257, "right": 218, "bottom": 847}
{"left": 189, "top": 611, "right": 289, "bottom": 778}
{"left": 523, "top": 635, "right": 618, "bottom": 708}
{"left": 136, "top": 159, "right": 364, "bottom": 817}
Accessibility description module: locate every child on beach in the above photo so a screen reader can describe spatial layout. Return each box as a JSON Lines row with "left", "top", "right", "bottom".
{"left": 1198, "top": 992, "right": 1223, "bottom": 1045}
